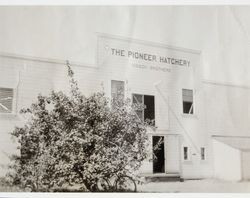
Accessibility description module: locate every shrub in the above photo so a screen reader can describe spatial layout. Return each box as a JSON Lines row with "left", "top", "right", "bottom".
{"left": 6, "top": 62, "right": 150, "bottom": 192}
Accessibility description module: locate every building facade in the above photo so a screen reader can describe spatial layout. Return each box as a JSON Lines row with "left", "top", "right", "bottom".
{"left": 0, "top": 34, "right": 250, "bottom": 181}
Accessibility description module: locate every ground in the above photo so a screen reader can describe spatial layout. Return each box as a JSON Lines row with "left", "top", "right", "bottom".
{"left": 138, "top": 179, "right": 250, "bottom": 193}
{"left": 1, "top": 179, "right": 250, "bottom": 192}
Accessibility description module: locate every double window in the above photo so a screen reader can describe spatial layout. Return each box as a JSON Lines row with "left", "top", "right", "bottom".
{"left": 183, "top": 146, "right": 206, "bottom": 161}
{"left": 0, "top": 87, "right": 14, "bottom": 113}
{"left": 132, "top": 94, "right": 155, "bottom": 125}
{"left": 182, "top": 89, "right": 194, "bottom": 114}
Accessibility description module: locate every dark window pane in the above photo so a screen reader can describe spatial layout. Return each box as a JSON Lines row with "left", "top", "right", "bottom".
{"left": 201, "top": 147, "right": 205, "bottom": 160}
{"left": 184, "top": 147, "right": 188, "bottom": 160}
{"left": 144, "top": 95, "right": 155, "bottom": 125}
{"left": 183, "top": 101, "right": 193, "bottom": 114}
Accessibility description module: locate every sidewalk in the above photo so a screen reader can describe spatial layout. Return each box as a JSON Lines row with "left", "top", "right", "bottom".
{"left": 138, "top": 179, "right": 250, "bottom": 193}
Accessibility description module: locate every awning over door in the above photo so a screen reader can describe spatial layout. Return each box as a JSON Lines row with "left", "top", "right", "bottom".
{"left": 212, "top": 135, "right": 250, "bottom": 181}
{"left": 212, "top": 135, "right": 250, "bottom": 151}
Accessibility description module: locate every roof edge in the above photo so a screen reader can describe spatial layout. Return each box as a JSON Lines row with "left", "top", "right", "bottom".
{"left": 0, "top": 51, "right": 98, "bottom": 69}
{"left": 203, "top": 79, "right": 250, "bottom": 90}
{"left": 212, "top": 135, "right": 250, "bottom": 139}
{"left": 96, "top": 32, "right": 202, "bottom": 55}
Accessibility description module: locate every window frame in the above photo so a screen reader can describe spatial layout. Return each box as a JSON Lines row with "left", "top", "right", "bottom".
{"left": 111, "top": 80, "right": 125, "bottom": 107}
{"left": 132, "top": 93, "right": 155, "bottom": 125}
{"left": 182, "top": 88, "right": 195, "bottom": 115}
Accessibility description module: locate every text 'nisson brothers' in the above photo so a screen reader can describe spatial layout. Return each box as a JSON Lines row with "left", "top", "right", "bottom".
{"left": 110, "top": 48, "right": 190, "bottom": 67}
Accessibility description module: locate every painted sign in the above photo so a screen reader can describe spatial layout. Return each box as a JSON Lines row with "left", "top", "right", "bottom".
{"left": 110, "top": 48, "right": 190, "bottom": 67}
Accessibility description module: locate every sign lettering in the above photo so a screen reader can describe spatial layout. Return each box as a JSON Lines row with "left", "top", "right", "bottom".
{"left": 110, "top": 48, "right": 190, "bottom": 67}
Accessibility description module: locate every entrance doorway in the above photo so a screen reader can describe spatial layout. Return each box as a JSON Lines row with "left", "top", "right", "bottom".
{"left": 153, "top": 136, "right": 165, "bottom": 173}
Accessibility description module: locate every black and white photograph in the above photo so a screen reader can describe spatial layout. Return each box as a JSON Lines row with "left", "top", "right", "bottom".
{"left": 1, "top": 1, "right": 250, "bottom": 194}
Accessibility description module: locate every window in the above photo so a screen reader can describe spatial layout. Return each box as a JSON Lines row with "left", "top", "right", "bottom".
{"left": 111, "top": 80, "right": 124, "bottom": 107}
{"left": 0, "top": 87, "right": 14, "bottom": 113}
{"left": 182, "top": 89, "right": 194, "bottom": 114}
{"left": 201, "top": 147, "right": 205, "bottom": 160}
{"left": 183, "top": 146, "right": 189, "bottom": 160}
{"left": 132, "top": 94, "right": 155, "bottom": 125}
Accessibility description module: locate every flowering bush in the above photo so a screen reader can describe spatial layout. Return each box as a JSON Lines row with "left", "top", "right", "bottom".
{"left": 6, "top": 63, "right": 149, "bottom": 192}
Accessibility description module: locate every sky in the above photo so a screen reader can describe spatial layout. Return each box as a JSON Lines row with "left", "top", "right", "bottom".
{"left": 0, "top": 6, "right": 250, "bottom": 86}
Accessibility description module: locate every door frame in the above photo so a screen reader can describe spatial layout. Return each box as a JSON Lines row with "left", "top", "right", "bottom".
{"left": 150, "top": 133, "right": 181, "bottom": 174}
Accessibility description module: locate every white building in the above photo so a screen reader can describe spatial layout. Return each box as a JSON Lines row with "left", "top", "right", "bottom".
{"left": 0, "top": 6, "right": 250, "bottom": 182}
{"left": 1, "top": 33, "right": 250, "bottom": 181}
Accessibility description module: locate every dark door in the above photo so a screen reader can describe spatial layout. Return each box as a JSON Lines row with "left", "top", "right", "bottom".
{"left": 153, "top": 136, "right": 165, "bottom": 173}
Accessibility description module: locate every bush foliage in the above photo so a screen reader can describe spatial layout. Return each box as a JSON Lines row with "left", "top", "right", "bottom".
{"left": 6, "top": 63, "right": 149, "bottom": 192}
